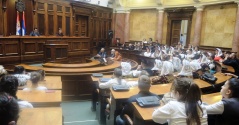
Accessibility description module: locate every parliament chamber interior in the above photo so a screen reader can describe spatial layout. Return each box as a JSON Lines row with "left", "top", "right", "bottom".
{"left": 0, "top": 0, "right": 239, "bottom": 125}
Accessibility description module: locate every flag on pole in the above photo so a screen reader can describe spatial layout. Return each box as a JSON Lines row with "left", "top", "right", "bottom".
{"left": 16, "top": 11, "right": 21, "bottom": 35}
{"left": 22, "top": 11, "right": 26, "bottom": 36}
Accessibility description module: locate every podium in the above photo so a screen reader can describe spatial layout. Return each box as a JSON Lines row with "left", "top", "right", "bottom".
{"left": 44, "top": 40, "right": 68, "bottom": 63}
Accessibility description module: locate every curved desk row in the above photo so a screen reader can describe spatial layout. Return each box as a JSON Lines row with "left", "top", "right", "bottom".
{"left": 20, "top": 61, "right": 121, "bottom": 75}
{"left": 42, "top": 59, "right": 101, "bottom": 68}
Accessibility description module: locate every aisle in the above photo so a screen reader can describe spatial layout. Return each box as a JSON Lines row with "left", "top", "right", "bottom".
{"left": 61, "top": 101, "right": 101, "bottom": 125}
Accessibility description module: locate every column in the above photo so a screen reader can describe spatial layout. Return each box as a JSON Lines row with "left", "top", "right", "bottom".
{"left": 193, "top": 6, "right": 204, "bottom": 46}
{"left": 124, "top": 10, "right": 130, "bottom": 42}
{"left": 232, "top": 3, "right": 239, "bottom": 55}
{"left": 156, "top": 8, "right": 164, "bottom": 43}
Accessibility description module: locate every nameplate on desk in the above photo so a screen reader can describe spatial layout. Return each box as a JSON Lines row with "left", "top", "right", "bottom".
{"left": 99, "top": 78, "right": 111, "bottom": 83}
{"left": 112, "top": 85, "right": 129, "bottom": 91}
{"left": 92, "top": 73, "right": 103, "bottom": 77}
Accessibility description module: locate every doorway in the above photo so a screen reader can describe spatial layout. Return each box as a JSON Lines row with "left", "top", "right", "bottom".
{"left": 165, "top": 8, "right": 195, "bottom": 47}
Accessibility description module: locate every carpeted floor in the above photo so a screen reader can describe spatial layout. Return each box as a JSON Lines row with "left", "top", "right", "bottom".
{"left": 61, "top": 101, "right": 102, "bottom": 125}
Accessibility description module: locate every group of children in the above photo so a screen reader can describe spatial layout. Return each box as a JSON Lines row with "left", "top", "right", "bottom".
{"left": 0, "top": 66, "right": 47, "bottom": 124}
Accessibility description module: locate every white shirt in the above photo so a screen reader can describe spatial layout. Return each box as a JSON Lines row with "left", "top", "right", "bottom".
{"left": 23, "top": 86, "right": 48, "bottom": 91}
{"left": 99, "top": 78, "right": 127, "bottom": 89}
{"left": 160, "top": 61, "right": 174, "bottom": 76}
{"left": 18, "top": 100, "right": 33, "bottom": 108}
{"left": 144, "top": 52, "right": 151, "bottom": 57}
{"left": 13, "top": 74, "right": 30, "bottom": 86}
{"left": 152, "top": 101, "right": 208, "bottom": 125}
{"left": 205, "top": 101, "right": 224, "bottom": 114}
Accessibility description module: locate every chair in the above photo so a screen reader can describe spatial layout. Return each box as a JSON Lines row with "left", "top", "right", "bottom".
{"left": 123, "top": 114, "right": 133, "bottom": 125}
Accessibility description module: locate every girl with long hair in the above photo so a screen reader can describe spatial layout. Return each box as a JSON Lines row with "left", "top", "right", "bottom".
{"left": 152, "top": 77, "right": 207, "bottom": 125}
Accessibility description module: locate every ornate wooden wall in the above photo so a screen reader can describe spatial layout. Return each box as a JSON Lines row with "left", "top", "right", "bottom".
{"left": 0, "top": 0, "right": 113, "bottom": 64}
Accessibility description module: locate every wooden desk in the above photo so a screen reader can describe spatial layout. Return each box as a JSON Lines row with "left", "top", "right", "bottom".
{"left": 42, "top": 59, "right": 100, "bottom": 68}
{"left": 18, "top": 76, "right": 62, "bottom": 90}
{"left": 131, "top": 92, "right": 222, "bottom": 125}
{"left": 20, "top": 60, "right": 121, "bottom": 75}
{"left": 18, "top": 107, "right": 62, "bottom": 125}
{"left": 17, "top": 90, "right": 62, "bottom": 107}
{"left": 108, "top": 84, "right": 171, "bottom": 125}
{"left": 202, "top": 92, "right": 222, "bottom": 105}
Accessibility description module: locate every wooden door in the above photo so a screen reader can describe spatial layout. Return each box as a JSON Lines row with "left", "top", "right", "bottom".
{"left": 170, "top": 20, "right": 181, "bottom": 46}
{"left": 75, "top": 15, "right": 88, "bottom": 37}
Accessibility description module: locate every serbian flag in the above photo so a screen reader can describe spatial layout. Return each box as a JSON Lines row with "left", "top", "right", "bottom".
{"left": 22, "top": 11, "right": 26, "bottom": 36}
{"left": 16, "top": 11, "right": 21, "bottom": 35}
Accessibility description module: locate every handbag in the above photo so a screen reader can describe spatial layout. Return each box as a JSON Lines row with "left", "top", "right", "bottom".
{"left": 200, "top": 72, "right": 217, "bottom": 84}
{"left": 136, "top": 96, "right": 160, "bottom": 107}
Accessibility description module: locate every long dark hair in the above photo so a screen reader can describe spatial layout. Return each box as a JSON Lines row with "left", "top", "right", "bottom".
{"left": 173, "top": 78, "right": 203, "bottom": 125}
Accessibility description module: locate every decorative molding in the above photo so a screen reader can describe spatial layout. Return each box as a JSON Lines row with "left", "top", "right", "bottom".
{"left": 156, "top": 8, "right": 164, "bottom": 13}
{"left": 115, "top": 9, "right": 131, "bottom": 13}
{"left": 156, "top": 0, "right": 163, "bottom": 5}
{"left": 194, "top": 5, "right": 204, "bottom": 11}
{"left": 193, "top": 0, "right": 201, "bottom": 3}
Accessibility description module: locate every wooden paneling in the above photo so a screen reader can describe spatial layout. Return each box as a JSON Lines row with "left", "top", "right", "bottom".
{"left": 5, "top": 41, "right": 19, "bottom": 56}
{"left": 23, "top": 0, "right": 33, "bottom": 35}
{"left": 7, "top": 0, "right": 16, "bottom": 36}
{"left": 38, "top": 13, "right": 45, "bottom": 35}
{"left": 0, "top": 37, "right": 91, "bottom": 64}
{"left": 48, "top": 15, "right": 54, "bottom": 35}
{"left": 65, "top": 17, "right": 70, "bottom": 36}
{"left": 0, "top": 0, "right": 112, "bottom": 64}
{"left": 57, "top": 16, "right": 62, "bottom": 29}
{"left": 0, "top": 1, "right": 3, "bottom": 35}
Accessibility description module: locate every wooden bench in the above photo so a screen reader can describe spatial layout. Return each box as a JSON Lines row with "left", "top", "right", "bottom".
{"left": 18, "top": 76, "right": 62, "bottom": 90}
{"left": 17, "top": 90, "right": 62, "bottom": 107}
{"left": 18, "top": 107, "right": 62, "bottom": 125}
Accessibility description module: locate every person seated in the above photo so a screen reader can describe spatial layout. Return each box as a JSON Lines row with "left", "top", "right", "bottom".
{"left": 121, "top": 62, "right": 132, "bottom": 77}
{"left": 13, "top": 66, "right": 30, "bottom": 86}
{"left": 214, "top": 48, "right": 223, "bottom": 61}
{"left": 116, "top": 75, "right": 159, "bottom": 125}
{"left": 151, "top": 59, "right": 163, "bottom": 73}
{"left": 152, "top": 77, "right": 207, "bottom": 125}
{"left": 110, "top": 49, "right": 115, "bottom": 58}
{"left": 113, "top": 51, "right": 122, "bottom": 61}
{"left": 36, "top": 69, "right": 45, "bottom": 81}
{"left": 23, "top": 72, "right": 47, "bottom": 91}
{"left": 0, "top": 75, "right": 33, "bottom": 108}
{"left": 128, "top": 44, "right": 135, "bottom": 50}
{"left": 206, "top": 78, "right": 239, "bottom": 125}
{"left": 132, "top": 60, "right": 154, "bottom": 77}
{"left": 160, "top": 55, "right": 174, "bottom": 76}
{"left": 56, "top": 28, "right": 64, "bottom": 36}
{"left": 0, "top": 92, "right": 19, "bottom": 125}
{"left": 29, "top": 27, "right": 40, "bottom": 36}
{"left": 186, "top": 49, "right": 195, "bottom": 61}
{"left": 178, "top": 59, "right": 193, "bottom": 78}
{"left": 142, "top": 38, "right": 147, "bottom": 44}
{"left": 0, "top": 65, "right": 7, "bottom": 79}
{"left": 96, "top": 48, "right": 107, "bottom": 58}
{"left": 221, "top": 52, "right": 239, "bottom": 76}
{"left": 99, "top": 68, "right": 127, "bottom": 89}
{"left": 172, "top": 53, "right": 182, "bottom": 72}
{"left": 143, "top": 47, "right": 151, "bottom": 57}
